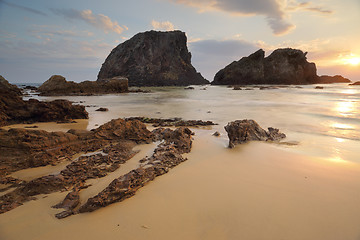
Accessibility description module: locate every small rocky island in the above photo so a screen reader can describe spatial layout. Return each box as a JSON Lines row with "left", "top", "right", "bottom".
{"left": 212, "top": 48, "right": 351, "bottom": 85}
{"left": 38, "top": 75, "right": 128, "bottom": 96}
{"left": 97, "top": 30, "right": 209, "bottom": 86}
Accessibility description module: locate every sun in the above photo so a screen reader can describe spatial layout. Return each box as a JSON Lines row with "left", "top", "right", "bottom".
{"left": 341, "top": 54, "right": 360, "bottom": 66}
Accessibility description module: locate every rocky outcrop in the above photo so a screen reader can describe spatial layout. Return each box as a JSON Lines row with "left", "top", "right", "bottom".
{"left": 318, "top": 75, "right": 351, "bottom": 83}
{"left": 0, "top": 119, "right": 153, "bottom": 177}
{"left": 0, "top": 119, "right": 194, "bottom": 217}
{"left": 38, "top": 75, "right": 128, "bottom": 96}
{"left": 224, "top": 119, "right": 286, "bottom": 148}
{"left": 97, "top": 30, "right": 208, "bottom": 86}
{"left": 212, "top": 48, "right": 319, "bottom": 85}
{"left": 0, "top": 118, "right": 154, "bottom": 214}
{"left": 78, "top": 127, "right": 193, "bottom": 213}
{"left": 349, "top": 81, "right": 360, "bottom": 85}
{"left": 0, "top": 75, "right": 88, "bottom": 127}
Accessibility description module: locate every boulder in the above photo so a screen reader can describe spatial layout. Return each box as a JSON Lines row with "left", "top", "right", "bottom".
{"left": 38, "top": 75, "right": 128, "bottom": 96}
{"left": 97, "top": 30, "right": 209, "bottom": 86}
{"left": 93, "top": 118, "right": 154, "bottom": 143}
{"left": 318, "top": 75, "right": 351, "bottom": 83}
{"left": 224, "top": 119, "right": 286, "bottom": 148}
{"left": 212, "top": 48, "right": 319, "bottom": 85}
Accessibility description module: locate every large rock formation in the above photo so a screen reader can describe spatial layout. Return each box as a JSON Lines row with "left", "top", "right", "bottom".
{"left": 212, "top": 48, "right": 319, "bottom": 85}
{"left": 318, "top": 75, "right": 351, "bottom": 83}
{"left": 38, "top": 75, "right": 128, "bottom": 96}
{"left": 0, "top": 75, "right": 88, "bottom": 126}
{"left": 97, "top": 30, "right": 209, "bottom": 86}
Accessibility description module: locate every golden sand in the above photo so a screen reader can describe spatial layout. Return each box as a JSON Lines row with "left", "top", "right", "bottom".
{"left": 1, "top": 119, "right": 89, "bottom": 132}
{"left": 0, "top": 129, "right": 359, "bottom": 240}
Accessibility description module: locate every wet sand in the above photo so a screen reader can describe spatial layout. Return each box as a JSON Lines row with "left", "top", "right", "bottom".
{"left": 1, "top": 119, "right": 89, "bottom": 132}
{"left": 1, "top": 129, "right": 360, "bottom": 240}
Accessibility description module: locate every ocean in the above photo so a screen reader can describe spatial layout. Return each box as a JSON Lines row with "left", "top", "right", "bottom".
{"left": 34, "top": 83, "right": 360, "bottom": 163}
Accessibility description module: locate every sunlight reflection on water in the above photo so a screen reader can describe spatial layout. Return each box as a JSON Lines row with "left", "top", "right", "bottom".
{"left": 34, "top": 83, "right": 360, "bottom": 163}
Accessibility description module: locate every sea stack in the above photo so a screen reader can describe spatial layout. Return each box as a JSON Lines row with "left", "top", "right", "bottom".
{"left": 97, "top": 30, "right": 209, "bottom": 86}
{"left": 212, "top": 48, "right": 319, "bottom": 85}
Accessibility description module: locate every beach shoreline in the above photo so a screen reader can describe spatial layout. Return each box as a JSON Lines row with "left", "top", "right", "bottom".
{"left": 1, "top": 127, "right": 359, "bottom": 239}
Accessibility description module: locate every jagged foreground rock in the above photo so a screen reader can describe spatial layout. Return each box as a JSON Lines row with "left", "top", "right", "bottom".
{"left": 78, "top": 127, "right": 193, "bottom": 214}
{"left": 0, "top": 75, "right": 88, "bottom": 126}
{"left": 224, "top": 119, "right": 286, "bottom": 148}
{"left": 38, "top": 75, "right": 128, "bottom": 96}
{"left": 1, "top": 117, "right": 287, "bottom": 217}
{"left": 97, "top": 30, "right": 209, "bottom": 86}
{"left": 212, "top": 48, "right": 319, "bottom": 85}
{"left": 0, "top": 119, "right": 195, "bottom": 219}
{"left": 0, "top": 119, "right": 153, "bottom": 214}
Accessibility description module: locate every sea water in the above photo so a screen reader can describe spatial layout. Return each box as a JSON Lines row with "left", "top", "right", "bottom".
{"left": 34, "top": 83, "right": 359, "bottom": 163}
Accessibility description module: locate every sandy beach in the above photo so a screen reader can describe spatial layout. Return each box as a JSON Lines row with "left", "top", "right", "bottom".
{"left": 1, "top": 125, "right": 360, "bottom": 240}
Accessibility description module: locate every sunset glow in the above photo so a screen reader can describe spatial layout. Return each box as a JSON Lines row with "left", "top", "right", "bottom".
{"left": 341, "top": 54, "right": 360, "bottom": 66}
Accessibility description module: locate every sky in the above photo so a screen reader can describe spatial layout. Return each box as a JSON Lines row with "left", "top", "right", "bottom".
{"left": 0, "top": 0, "right": 359, "bottom": 83}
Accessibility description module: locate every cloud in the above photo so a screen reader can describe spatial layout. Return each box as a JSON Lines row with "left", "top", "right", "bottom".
{"left": 29, "top": 25, "right": 94, "bottom": 38}
{"left": 0, "top": 0, "right": 47, "bottom": 16}
{"left": 0, "top": 28, "right": 114, "bottom": 82}
{"left": 287, "top": 1, "right": 333, "bottom": 14}
{"left": 169, "top": 0, "right": 333, "bottom": 35}
{"left": 151, "top": 20, "right": 175, "bottom": 31}
{"left": 51, "top": 8, "right": 125, "bottom": 34}
{"left": 169, "top": 0, "right": 295, "bottom": 35}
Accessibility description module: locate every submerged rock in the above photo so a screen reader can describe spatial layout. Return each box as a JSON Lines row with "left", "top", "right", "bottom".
{"left": 224, "top": 119, "right": 286, "bottom": 148}
{"left": 38, "top": 75, "right": 128, "bottom": 96}
{"left": 125, "top": 117, "right": 217, "bottom": 127}
{"left": 212, "top": 48, "right": 318, "bottom": 85}
{"left": 97, "top": 30, "right": 208, "bottom": 86}
{"left": 95, "top": 107, "right": 108, "bottom": 112}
